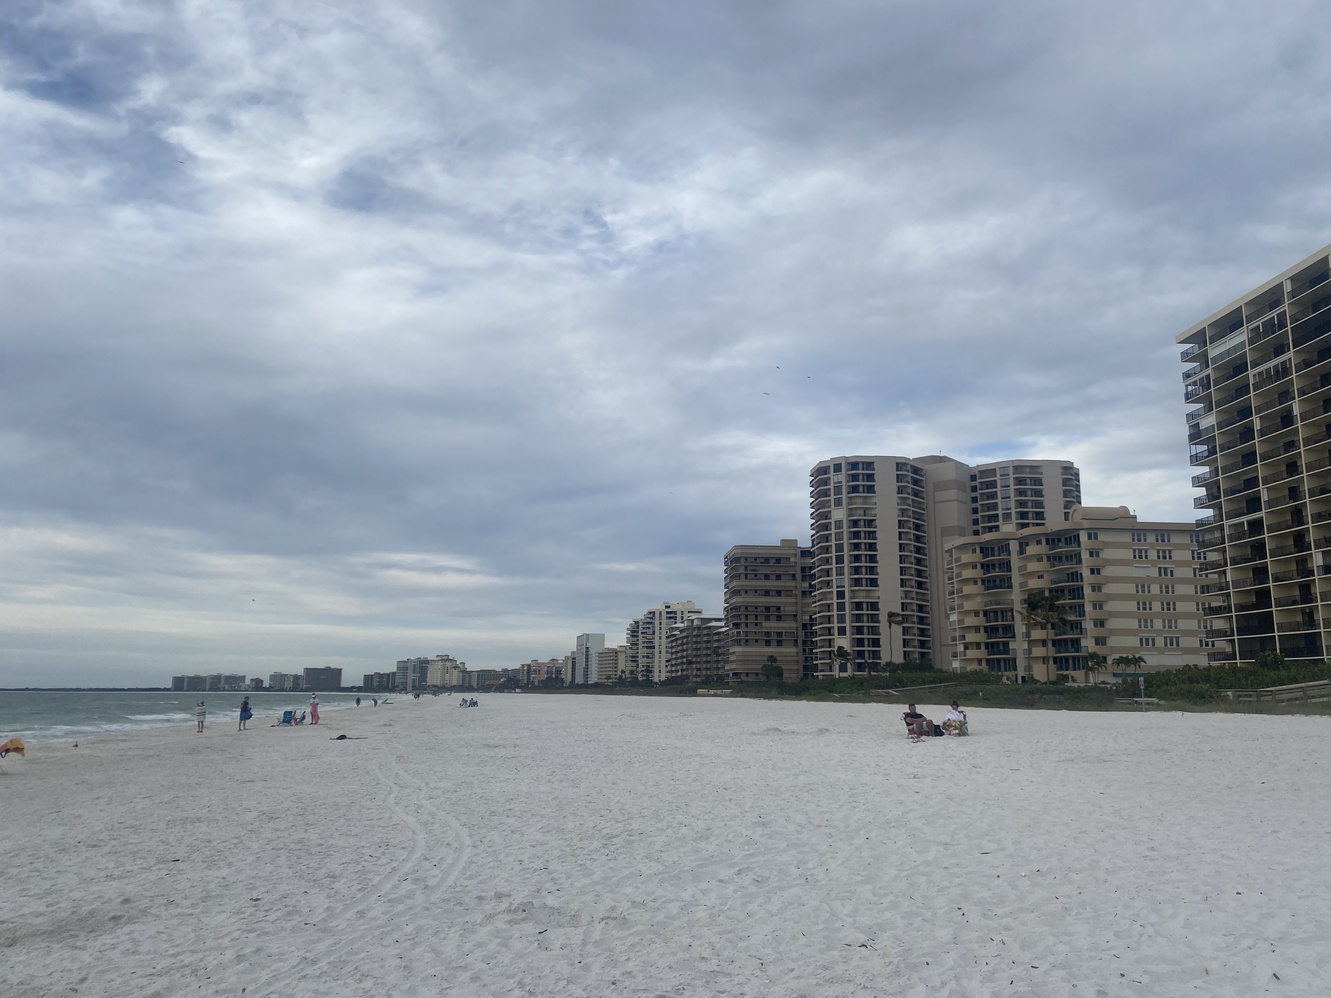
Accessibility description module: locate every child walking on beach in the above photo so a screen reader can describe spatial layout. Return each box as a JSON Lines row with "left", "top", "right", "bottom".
{"left": 195, "top": 701, "right": 206, "bottom": 733}
{"left": 309, "top": 694, "right": 320, "bottom": 725}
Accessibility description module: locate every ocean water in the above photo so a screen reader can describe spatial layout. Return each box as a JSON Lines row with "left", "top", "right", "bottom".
{"left": 0, "top": 690, "right": 373, "bottom": 744}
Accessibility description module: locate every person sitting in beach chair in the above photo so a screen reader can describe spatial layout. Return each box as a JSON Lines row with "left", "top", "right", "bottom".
{"left": 942, "top": 701, "right": 969, "bottom": 736}
{"left": 902, "top": 704, "right": 937, "bottom": 741}
{"left": 278, "top": 710, "right": 295, "bottom": 726}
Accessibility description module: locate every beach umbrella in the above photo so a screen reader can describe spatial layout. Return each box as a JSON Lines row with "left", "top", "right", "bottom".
{"left": 0, "top": 737, "right": 24, "bottom": 758}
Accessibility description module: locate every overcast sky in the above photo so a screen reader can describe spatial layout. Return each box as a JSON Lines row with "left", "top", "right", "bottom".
{"left": 3, "top": 1, "right": 1331, "bottom": 686}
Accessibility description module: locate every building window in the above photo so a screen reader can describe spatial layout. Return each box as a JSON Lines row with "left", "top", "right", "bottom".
{"left": 1086, "top": 531, "right": 1099, "bottom": 540}
{"left": 1132, "top": 531, "right": 1148, "bottom": 543}
{"left": 1163, "top": 635, "right": 1181, "bottom": 647}
{"left": 1137, "top": 619, "right": 1155, "bottom": 629}
{"left": 1091, "top": 602, "right": 1105, "bottom": 611}
{"left": 1087, "top": 550, "right": 1100, "bottom": 558}
{"left": 1156, "top": 549, "right": 1173, "bottom": 560}
{"left": 1094, "top": 636, "right": 1109, "bottom": 646}
{"left": 1139, "top": 636, "right": 1157, "bottom": 647}
{"left": 1161, "top": 601, "right": 1178, "bottom": 612}
{"left": 1089, "top": 567, "right": 1102, "bottom": 575}
{"left": 1154, "top": 532, "right": 1172, "bottom": 543}
{"left": 1092, "top": 619, "right": 1107, "bottom": 628}
{"left": 1090, "top": 584, "right": 1104, "bottom": 592}
{"left": 1136, "top": 601, "right": 1153, "bottom": 612}
{"left": 1162, "top": 619, "right": 1178, "bottom": 630}
{"left": 1160, "top": 583, "right": 1176, "bottom": 595}
{"left": 1132, "top": 548, "right": 1149, "bottom": 560}
{"left": 1158, "top": 567, "right": 1175, "bottom": 578}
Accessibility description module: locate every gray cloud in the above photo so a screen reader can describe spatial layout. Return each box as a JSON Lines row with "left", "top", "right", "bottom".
{"left": 3, "top": 0, "right": 1330, "bottom": 684}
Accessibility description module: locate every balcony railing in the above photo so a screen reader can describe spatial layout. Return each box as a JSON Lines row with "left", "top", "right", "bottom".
{"left": 1272, "top": 568, "right": 1316, "bottom": 584}
{"left": 1276, "top": 619, "right": 1324, "bottom": 633}
{"left": 1275, "top": 593, "right": 1317, "bottom": 608}
{"left": 1261, "top": 468, "right": 1300, "bottom": 486}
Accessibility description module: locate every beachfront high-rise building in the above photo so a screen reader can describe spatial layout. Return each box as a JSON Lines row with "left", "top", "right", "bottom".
{"left": 664, "top": 616, "right": 728, "bottom": 684}
{"left": 723, "top": 539, "right": 812, "bottom": 682}
{"left": 302, "top": 667, "right": 343, "bottom": 691}
{"left": 427, "top": 655, "right": 466, "bottom": 688}
{"left": 595, "top": 645, "right": 629, "bottom": 683}
{"left": 268, "top": 672, "right": 303, "bottom": 692}
{"left": 519, "top": 658, "right": 564, "bottom": 685}
{"left": 572, "top": 633, "right": 606, "bottom": 685}
{"left": 809, "top": 455, "right": 1080, "bottom": 674}
{"left": 946, "top": 506, "right": 1208, "bottom": 679}
{"left": 395, "top": 657, "right": 430, "bottom": 692}
{"left": 627, "top": 601, "right": 702, "bottom": 683}
{"left": 1179, "top": 244, "right": 1331, "bottom": 665}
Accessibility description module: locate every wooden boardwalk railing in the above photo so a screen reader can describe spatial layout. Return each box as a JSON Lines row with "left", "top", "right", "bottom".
{"left": 1218, "top": 679, "right": 1331, "bottom": 703}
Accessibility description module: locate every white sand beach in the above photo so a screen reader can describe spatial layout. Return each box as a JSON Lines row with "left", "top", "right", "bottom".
{"left": 2, "top": 696, "right": 1329, "bottom": 998}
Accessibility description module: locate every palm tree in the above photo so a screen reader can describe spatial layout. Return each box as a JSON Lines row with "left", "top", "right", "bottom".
{"left": 883, "top": 610, "right": 903, "bottom": 669}
{"left": 1111, "top": 654, "right": 1146, "bottom": 673}
{"left": 1021, "top": 589, "right": 1071, "bottom": 682}
{"left": 1084, "top": 651, "right": 1108, "bottom": 684}
{"left": 834, "top": 645, "right": 852, "bottom": 674}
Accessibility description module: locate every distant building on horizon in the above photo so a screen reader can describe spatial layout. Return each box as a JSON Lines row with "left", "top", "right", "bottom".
{"left": 302, "top": 667, "right": 343, "bottom": 691}
{"left": 395, "top": 657, "right": 430, "bottom": 692}
{"left": 171, "top": 673, "right": 248, "bottom": 692}
{"left": 427, "top": 654, "right": 466, "bottom": 687}
{"left": 268, "top": 672, "right": 303, "bottom": 692}
{"left": 664, "top": 616, "right": 727, "bottom": 684}
{"left": 595, "top": 645, "right": 628, "bottom": 683}
{"left": 723, "top": 539, "right": 811, "bottom": 682}
{"left": 1178, "top": 242, "right": 1331, "bottom": 665}
{"left": 627, "top": 601, "right": 703, "bottom": 683}
{"left": 519, "top": 658, "right": 564, "bottom": 685}
{"left": 571, "top": 633, "right": 605, "bottom": 685}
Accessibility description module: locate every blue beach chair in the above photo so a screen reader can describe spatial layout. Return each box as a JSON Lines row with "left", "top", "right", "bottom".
{"left": 278, "top": 710, "right": 295, "bottom": 726}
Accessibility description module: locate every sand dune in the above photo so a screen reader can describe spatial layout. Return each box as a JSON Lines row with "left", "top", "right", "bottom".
{"left": 2, "top": 696, "right": 1328, "bottom": 997}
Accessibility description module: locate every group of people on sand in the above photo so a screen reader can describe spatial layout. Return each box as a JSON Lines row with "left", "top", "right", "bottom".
{"left": 194, "top": 693, "right": 321, "bottom": 732}
{"left": 902, "top": 701, "right": 969, "bottom": 740}
{"left": 458, "top": 697, "right": 479, "bottom": 707}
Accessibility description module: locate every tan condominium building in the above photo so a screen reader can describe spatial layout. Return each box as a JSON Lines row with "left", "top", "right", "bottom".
{"left": 1179, "top": 243, "right": 1331, "bottom": 664}
{"left": 595, "top": 645, "right": 629, "bottom": 684}
{"left": 723, "top": 539, "right": 812, "bottom": 682}
{"left": 627, "top": 601, "right": 702, "bottom": 683}
{"left": 664, "top": 616, "right": 728, "bottom": 684}
{"left": 946, "top": 506, "right": 1209, "bottom": 680}
{"left": 809, "top": 455, "right": 1080, "bottom": 675}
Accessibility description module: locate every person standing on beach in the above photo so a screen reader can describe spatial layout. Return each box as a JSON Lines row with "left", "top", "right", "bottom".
{"left": 309, "top": 693, "right": 320, "bottom": 725}
{"left": 195, "top": 700, "right": 206, "bottom": 733}
{"left": 238, "top": 697, "right": 252, "bottom": 731}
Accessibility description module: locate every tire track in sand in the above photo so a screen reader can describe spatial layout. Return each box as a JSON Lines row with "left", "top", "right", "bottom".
{"left": 222, "top": 744, "right": 470, "bottom": 997}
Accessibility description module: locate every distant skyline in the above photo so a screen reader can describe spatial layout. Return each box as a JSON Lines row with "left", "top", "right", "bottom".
{"left": 4, "top": 2, "right": 1331, "bottom": 685}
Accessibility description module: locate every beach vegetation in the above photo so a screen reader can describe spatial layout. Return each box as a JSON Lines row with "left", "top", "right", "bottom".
{"left": 1119, "top": 658, "right": 1331, "bottom": 703}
